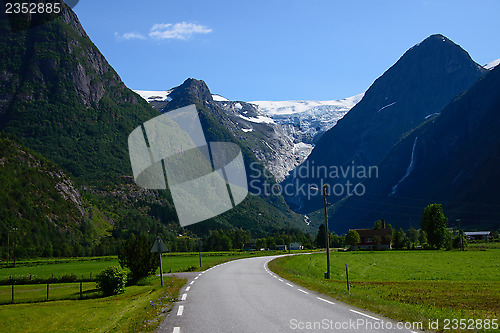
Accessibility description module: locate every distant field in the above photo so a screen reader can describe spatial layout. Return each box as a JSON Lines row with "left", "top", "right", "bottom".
{"left": 269, "top": 249, "right": 500, "bottom": 333}
{"left": 0, "top": 251, "right": 296, "bottom": 282}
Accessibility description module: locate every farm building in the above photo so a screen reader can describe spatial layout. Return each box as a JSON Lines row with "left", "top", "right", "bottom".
{"left": 290, "top": 242, "right": 303, "bottom": 250}
{"left": 464, "top": 231, "right": 491, "bottom": 240}
{"left": 351, "top": 224, "right": 392, "bottom": 250}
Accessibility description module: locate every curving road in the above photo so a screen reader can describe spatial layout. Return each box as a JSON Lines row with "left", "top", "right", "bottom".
{"left": 158, "top": 255, "right": 424, "bottom": 333}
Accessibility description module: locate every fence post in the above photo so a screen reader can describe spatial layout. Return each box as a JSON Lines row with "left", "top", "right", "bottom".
{"left": 345, "top": 263, "right": 350, "bottom": 291}
{"left": 11, "top": 283, "right": 14, "bottom": 303}
{"left": 80, "top": 282, "right": 83, "bottom": 299}
{"left": 47, "top": 283, "right": 49, "bottom": 300}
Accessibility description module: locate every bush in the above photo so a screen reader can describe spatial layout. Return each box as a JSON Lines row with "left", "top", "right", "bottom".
{"left": 453, "top": 234, "right": 468, "bottom": 249}
{"left": 95, "top": 266, "right": 127, "bottom": 296}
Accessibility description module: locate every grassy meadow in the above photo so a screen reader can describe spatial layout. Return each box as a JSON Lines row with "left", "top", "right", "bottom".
{"left": 269, "top": 244, "right": 500, "bottom": 332}
{"left": 0, "top": 250, "right": 298, "bottom": 283}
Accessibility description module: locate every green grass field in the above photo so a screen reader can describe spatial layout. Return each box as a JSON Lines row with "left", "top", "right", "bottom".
{"left": 0, "top": 251, "right": 296, "bottom": 283}
{"left": 0, "top": 282, "right": 98, "bottom": 304}
{"left": 269, "top": 248, "right": 500, "bottom": 333}
{"left": 0, "top": 277, "right": 185, "bottom": 332}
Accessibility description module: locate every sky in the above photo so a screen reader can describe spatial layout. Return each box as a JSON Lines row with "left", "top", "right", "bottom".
{"left": 73, "top": 0, "right": 500, "bottom": 101}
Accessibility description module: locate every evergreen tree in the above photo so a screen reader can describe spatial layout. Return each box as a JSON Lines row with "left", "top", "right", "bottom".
{"left": 315, "top": 224, "right": 326, "bottom": 248}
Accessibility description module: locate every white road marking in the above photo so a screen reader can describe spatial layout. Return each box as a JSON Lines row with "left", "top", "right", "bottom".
{"left": 286, "top": 283, "right": 293, "bottom": 287}
{"left": 194, "top": 276, "right": 199, "bottom": 280}
{"left": 350, "top": 309, "right": 380, "bottom": 321}
{"left": 181, "top": 293, "right": 187, "bottom": 301}
{"left": 173, "top": 327, "right": 180, "bottom": 333}
{"left": 185, "top": 286, "right": 190, "bottom": 291}
{"left": 317, "top": 297, "right": 335, "bottom": 305}
{"left": 177, "top": 305, "right": 184, "bottom": 316}
{"left": 278, "top": 279, "right": 283, "bottom": 282}
{"left": 190, "top": 281, "right": 194, "bottom": 285}
{"left": 298, "top": 289, "right": 309, "bottom": 294}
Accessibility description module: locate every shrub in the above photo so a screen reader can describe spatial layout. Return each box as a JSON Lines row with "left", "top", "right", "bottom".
{"left": 453, "top": 234, "right": 468, "bottom": 249}
{"left": 95, "top": 266, "right": 127, "bottom": 296}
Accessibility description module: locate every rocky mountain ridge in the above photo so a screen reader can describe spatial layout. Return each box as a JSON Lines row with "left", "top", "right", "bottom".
{"left": 134, "top": 88, "right": 363, "bottom": 181}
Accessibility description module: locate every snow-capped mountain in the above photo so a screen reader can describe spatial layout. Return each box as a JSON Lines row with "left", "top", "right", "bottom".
{"left": 251, "top": 94, "right": 364, "bottom": 143}
{"left": 133, "top": 88, "right": 363, "bottom": 182}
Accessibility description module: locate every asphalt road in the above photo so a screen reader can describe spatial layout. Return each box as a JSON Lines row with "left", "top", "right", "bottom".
{"left": 158, "top": 255, "right": 424, "bottom": 333}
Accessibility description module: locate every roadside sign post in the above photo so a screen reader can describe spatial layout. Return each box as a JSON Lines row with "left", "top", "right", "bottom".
{"left": 151, "top": 236, "right": 168, "bottom": 287}
{"left": 345, "top": 263, "right": 350, "bottom": 291}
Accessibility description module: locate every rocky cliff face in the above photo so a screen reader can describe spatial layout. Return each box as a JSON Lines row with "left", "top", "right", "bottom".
{"left": 154, "top": 79, "right": 314, "bottom": 182}
{"left": 213, "top": 99, "right": 311, "bottom": 182}
{"left": 0, "top": 5, "right": 158, "bottom": 182}
{"left": 0, "top": 135, "right": 91, "bottom": 255}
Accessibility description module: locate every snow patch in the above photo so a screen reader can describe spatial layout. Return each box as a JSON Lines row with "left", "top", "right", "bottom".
{"left": 238, "top": 114, "right": 275, "bottom": 124}
{"left": 377, "top": 102, "right": 396, "bottom": 113}
{"left": 484, "top": 58, "right": 500, "bottom": 70}
{"left": 251, "top": 93, "right": 364, "bottom": 116}
{"left": 425, "top": 112, "right": 440, "bottom": 119}
{"left": 133, "top": 90, "right": 172, "bottom": 102}
{"left": 241, "top": 128, "right": 254, "bottom": 133}
{"left": 213, "top": 94, "right": 229, "bottom": 101}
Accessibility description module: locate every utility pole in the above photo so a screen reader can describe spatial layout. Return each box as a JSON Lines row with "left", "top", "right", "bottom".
{"left": 311, "top": 185, "right": 331, "bottom": 279}
{"left": 323, "top": 185, "right": 331, "bottom": 279}
{"left": 457, "top": 219, "right": 464, "bottom": 251}
{"left": 288, "top": 220, "right": 291, "bottom": 254}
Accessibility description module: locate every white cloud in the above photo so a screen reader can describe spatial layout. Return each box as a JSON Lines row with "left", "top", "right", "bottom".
{"left": 149, "top": 22, "right": 212, "bottom": 40}
{"left": 115, "top": 32, "right": 146, "bottom": 40}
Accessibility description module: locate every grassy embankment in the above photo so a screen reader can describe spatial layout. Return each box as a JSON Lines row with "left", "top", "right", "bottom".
{"left": 0, "top": 276, "right": 185, "bottom": 332}
{"left": 269, "top": 243, "right": 500, "bottom": 333}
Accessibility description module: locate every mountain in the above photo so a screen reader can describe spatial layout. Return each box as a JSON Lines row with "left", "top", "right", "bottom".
{"left": 0, "top": 6, "right": 159, "bottom": 184}
{"left": 149, "top": 78, "right": 312, "bottom": 233}
{"left": 135, "top": 89, "right": 363, "bottom": 181}
{"left": 323, "top": 65, "right": 500, "bottom": 233}
{"left": 283, "top": 34, "right": 488, "bottom": 213}
{"left": 0, "top": 5, "right": 312, "bottom": 257}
